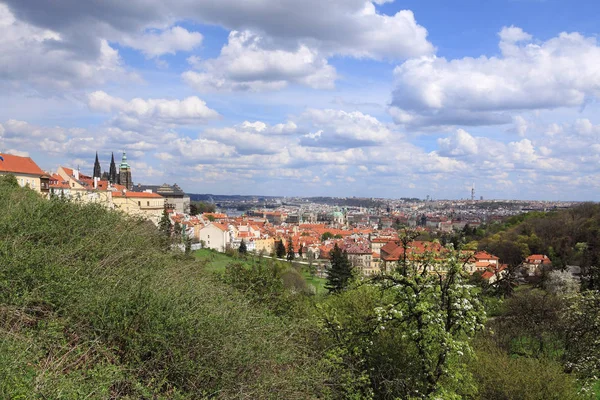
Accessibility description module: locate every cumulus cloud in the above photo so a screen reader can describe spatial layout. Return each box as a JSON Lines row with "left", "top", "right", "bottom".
{"left": 87, "top": 91, "right": 220, "bottom": 127}
{"left": 121, "top": 26, "right": 203, "bottom": 58}
{"left": 183, "top": 31, "right": 337, "bottom": 91}
{"left": 298, "top": 109, "right": 394, "bottom": 148}
{"left": 0, "top": 4, "right": 131, "bottom": 91}
{"left": 391, "top": 27, "right": 600, "bottom": 128}
{"left": 2, "top": 0, "right": 433, "bottom": 61}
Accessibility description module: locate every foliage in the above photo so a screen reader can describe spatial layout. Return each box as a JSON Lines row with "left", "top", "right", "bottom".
{"left": 158, "top": 208, "right": 171, "bottom": 238}
{"left": 0, "top": 180, "right": 329, "bottom": 399}
{"left": 189, "top": 201, "right": 216, "bottom": 215}
{"left": 275, "top": 239, "right": 286, "bottom": 258}
{"left": 321, "top": 231, "right": 334, "bottom": 241}
{"left": 238, "top": 239, "right": 247, "bottom": 255}
{"left": 470, "top": 340, "right": 585, "bottom": 400}
{"left": 286, "top": 237, "right": 295, "bottom": 261}
{"left": 320, "top": 234, "right": 486, "bottom": 399}
{"left": 562, "top": 290, "right": 600, "bottom": 380}
{"left": 325, "top": 244, "right": 353, "bottom": 293}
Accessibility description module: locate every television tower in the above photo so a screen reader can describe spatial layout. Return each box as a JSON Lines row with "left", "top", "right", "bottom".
{"left": 471, "top": 183, "right": 475, "bottom": 201}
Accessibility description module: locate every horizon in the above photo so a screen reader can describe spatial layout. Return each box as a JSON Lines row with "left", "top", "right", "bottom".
{"left": 1, "top": 1, "right": 599, "bottom": 201}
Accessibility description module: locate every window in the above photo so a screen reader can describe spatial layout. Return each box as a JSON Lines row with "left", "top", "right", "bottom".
{"left": 138, "top": 201, "right": 141, "bottom": 206}
{"left": 147, "top": 201, "right": 150, "bottom": 206}
{"left": 208, "top": 235, "right": 210, "bottom": 239}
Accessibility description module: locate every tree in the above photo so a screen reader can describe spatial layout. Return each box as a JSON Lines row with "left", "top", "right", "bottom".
{"left": 321, "top": 232, "right": 334, "bottom": 241}
{"left": 325, "top": 244, "right": 353, "bottom": 293}
{"left": 276, "top": 240, "right": 286, "bottom": 258}
{"left": 320, "top": 235, "right": 486, "bottom": 398}
{"left": 298, "top": 244, "right": 303, "bottom": 258}
{"left": 239, "top": 239, "right": 247, "bottom": 255}
{"left": 286, "top": 238, "right": 295, "bottom": 262}
{"left": 159, "top": 209, "right": 171, "bottom": 237}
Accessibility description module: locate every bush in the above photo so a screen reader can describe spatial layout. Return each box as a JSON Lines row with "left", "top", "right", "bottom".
{"left": 0, "top": 180, "right": 328, "bottom": 398}
{"left": 470, "top": 340, "right": 585, "bottom": 400}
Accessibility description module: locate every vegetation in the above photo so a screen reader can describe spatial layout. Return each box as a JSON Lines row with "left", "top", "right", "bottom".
{"left": 324, "top": 244, "right": 353, "bottom": 293}
{"left": 188, "top": 201, "right": 216, "bottom": 215}
{"left": 0, "top": 176, "right": 327, "bottom": 399}
{"left": 275, "top": 239, "right": 286, "bottom": 258}
{"left": 0, "top": 176, "right": 596, "bottom": 399}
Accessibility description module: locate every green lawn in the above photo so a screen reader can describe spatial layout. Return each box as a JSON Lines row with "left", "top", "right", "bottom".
{"left": 194, "top": 249, "right": 328, "bottom": 294}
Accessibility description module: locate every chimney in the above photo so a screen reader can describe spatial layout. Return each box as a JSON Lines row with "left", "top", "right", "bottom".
{"left": 74, "top": 167, "right": 80, "bottom": 181}
{"left": 94, "top": 176, "right": 98, "bottom": 189}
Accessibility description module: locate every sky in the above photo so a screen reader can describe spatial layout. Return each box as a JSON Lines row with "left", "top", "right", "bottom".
{"left": 0, "top": 0, "right": 599, "bottom": 201}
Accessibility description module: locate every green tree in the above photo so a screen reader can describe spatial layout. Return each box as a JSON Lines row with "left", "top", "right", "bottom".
{"left": 321, "top": 232, "right": 334, "bottom": 241}
{"left": 158, "top": 209, "right": 171, "bottom": 237}
{"left": 321, "top": 236, "right": 486, "bottom": 398}
{"left": 287, "top": 238, "right": 295, "bottom": 262}
{"left": 325, "top": 244, "right": 353, "bottom": 293}
{"left": 298, "top": 244, "right": 303, "bottom": 258}
{"left": 239, "top": 239, "right": 247, "bottom": 255}
{"left": 276, "top": 240, "right": 286, "bottom": 258}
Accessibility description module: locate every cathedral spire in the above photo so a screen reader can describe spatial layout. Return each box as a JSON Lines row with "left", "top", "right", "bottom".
{"left": 93, "top": 151, "right": 101, "bottom": 179}
{"left": 109, "top": 152, "right": 117, "bottom": 184}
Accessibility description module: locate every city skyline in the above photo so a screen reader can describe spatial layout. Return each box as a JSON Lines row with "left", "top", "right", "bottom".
{"left": 1, "top": 1, "right": 599, "bottom": 201}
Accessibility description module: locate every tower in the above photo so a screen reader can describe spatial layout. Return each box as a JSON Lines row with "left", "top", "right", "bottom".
{"left": 109, "top": 152, "right": 117, "bottom": 184}
{"left": 471, "top": 183, "right": 475, "bottom": 201}
{"left": 119, "top": 151, "right": 133, "bottom": 190}
{"left": 93, "top": 151, "right": 101, "bottom": 179}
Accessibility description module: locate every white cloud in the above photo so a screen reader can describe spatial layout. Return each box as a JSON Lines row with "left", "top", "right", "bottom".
{"left": 391, "top": 27, "right": 600, "bottom": 128}
{"left": 183, "top": 31, "right": 337, "bottom": 91}
{"left": 0, "top": 4, "right": 132, "bottom": 91}
{"left": 298, "top": 109, "right": 394, "bottom": 148}
{"left": 121, "top": 26, "right": 203, "bottom": 58}
{"left": 87, "top": 91, "right": 220, "bottom": 127}
{"left": 437, "top": 129, "right": 478, "bottom": 156}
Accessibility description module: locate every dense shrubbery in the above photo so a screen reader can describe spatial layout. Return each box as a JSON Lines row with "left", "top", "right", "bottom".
{"left": 0, "top": 176, "right": 327, "bottom": 399}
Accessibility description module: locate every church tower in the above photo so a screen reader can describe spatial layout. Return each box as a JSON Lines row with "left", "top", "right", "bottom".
{"left": 109, "top": 152, "right": 117, "bottom": 184}
{"left": 93, "top": 152, "right": 101, "bottom": 179}
{"left": 119, "top": 151, "right": 133, "bottom": 190}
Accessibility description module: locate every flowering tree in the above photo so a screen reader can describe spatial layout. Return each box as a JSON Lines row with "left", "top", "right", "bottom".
{"left": 320, "top": 232, "right": 486, "bottom": 399}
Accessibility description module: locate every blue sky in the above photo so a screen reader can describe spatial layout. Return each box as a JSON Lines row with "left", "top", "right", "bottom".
{"left": 0, "top": 0, "right": 599, "bottom": 200}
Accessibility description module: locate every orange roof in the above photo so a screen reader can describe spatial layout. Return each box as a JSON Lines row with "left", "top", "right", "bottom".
{"left": 61, "top": 166, "right": 92, "bottom": 180}
{"left": 473, "top": 251, "right": 499, "bottom": 261}
{"left": 0, "top": 153, "right": 45, "bottom": 176}
{"left": 212, "top": 223, "right": 228, "bottom": 231}
{"left": 112, "top": 191, "right": 163, "bottom": 198}
{"left": 49, "top": 173, "right": 70, "bottom": 189}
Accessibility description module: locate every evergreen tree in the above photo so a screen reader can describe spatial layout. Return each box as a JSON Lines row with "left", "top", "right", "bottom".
{"left": 298, "top": 244, "right": 303, "bottom": 258}
{"left": 287, "top": 238, "right": 295, "bottom": 262}
{"left": 159, "top": 209, "right": 171, "bottom": 237}
{"left": 239, "top": 239, "right": 247, "bottom": 255}
{"left": 325, "top": 244, "right": 353, "bottom": 293}
{"left": 276, "top": 240, "right": 286, "bottom": 258}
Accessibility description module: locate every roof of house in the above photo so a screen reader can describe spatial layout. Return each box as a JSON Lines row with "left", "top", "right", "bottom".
{"left": 473, "top": 251, "right": 499, "bottom": 261}
{"left": 0, "top": 153, "right": 45, "bottom": 176}
{"left": 49, "top": 173, "right": 70, "bottom": 189}
{"left": 60, "top": 166, "right": 92, "bottom": 180}
{"left": 112, "top": 191, "right": 163, "bottom": 199}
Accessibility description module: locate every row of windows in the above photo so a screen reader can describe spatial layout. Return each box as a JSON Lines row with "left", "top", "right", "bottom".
{"left": 19, "top": 178, "right": 37, "bottom": 189}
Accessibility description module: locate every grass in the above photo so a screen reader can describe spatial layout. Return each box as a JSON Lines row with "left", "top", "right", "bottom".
{"left": 194, "top": 248, "right": 328, "bottom": 294}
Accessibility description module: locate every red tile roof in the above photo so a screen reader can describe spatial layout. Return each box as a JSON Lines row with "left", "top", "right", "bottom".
{"left": 112, "top": 191, "right": 163, "bottom": 198}
{"left": 0, "top": 153, "right": 45, "bottom": 176}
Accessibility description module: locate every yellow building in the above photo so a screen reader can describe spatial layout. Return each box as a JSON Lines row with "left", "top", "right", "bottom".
{"left": 254, "top": 237, "right": 275, "bottom": 255}
{"left": 112, "top": 190, "right": 165, "bottom": 225}
{"left": 0, "top": 153, "right": 49, "bottom": 196}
